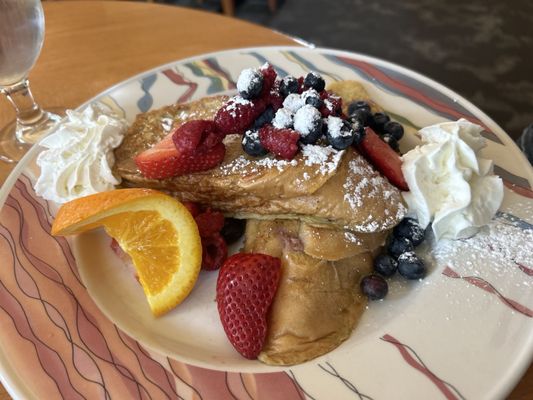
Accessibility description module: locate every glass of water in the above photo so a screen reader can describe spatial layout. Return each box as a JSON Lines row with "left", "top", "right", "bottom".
{"left": 0, "top": 0, "right": 62, "bottom": 163}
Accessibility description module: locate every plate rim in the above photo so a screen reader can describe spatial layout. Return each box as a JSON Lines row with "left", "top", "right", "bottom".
{"left": 0, "top": 45, "right": 532, "bottom": 400}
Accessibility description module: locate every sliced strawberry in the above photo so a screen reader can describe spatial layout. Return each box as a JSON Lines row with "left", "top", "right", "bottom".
{"left": 214, "top": 96, "right": 267, "bottom": 135}
{"left": 216, "top": 253, "right": 281, "bottom": 359}
{"left": 201, "top": 233, "right": 228, "bottom": 271}
{"left": 172, "top": 120, "right": 224, "bottom": 156}
{"left": 258, "top": 124, "right": 300, "bottom": 159}
{"left": 135, "top": 139, "right": 225, "bottom": 179}
{"left": 195, "top": 209, "right": 225, "bottom": 238}
{"left": 357, "top": 127, "right": 409, "bottom": 191}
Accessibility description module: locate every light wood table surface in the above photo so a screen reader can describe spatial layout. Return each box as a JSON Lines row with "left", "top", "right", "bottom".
{"left": 0, "top": 2, "right": 531, "bottom": 399}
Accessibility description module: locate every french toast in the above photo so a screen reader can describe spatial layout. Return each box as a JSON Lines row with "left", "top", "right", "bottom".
{"left": 114, "top": 81, "right": 406, "bottom": 233}
{"left": 245, "top": 219, "right": 375, "bottom": 365}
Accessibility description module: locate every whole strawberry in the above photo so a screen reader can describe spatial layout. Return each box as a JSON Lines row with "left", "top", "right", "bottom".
{"left": 216, "top": 253, "right": 281, "bottom": 359}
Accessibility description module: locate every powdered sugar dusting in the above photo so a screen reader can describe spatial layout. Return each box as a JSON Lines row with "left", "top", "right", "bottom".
{"left": 272, "top": 108, "right": 293, "bottom": 129}
{"left": 301, "top": 144, "right": 344, "bottom": 175}
{"left": 343, "top": 156, "right": 405, "bottom": 232}
{"left": 223, "top": 96, "right": 252, "bottom": 118}
{"left": 327, "top": 116, "right": 349, "bottom": 138}
{"left": 430, "top": 217, "right": 533, "bottom": 275}
{"left": 283, "top": 93, "right": 305, "bottom": 113}
{"left": 293, "top": 105, "right": 321, "bottom": 135}
{"left": 236, "top": 68, "right": 261, "bottom": 94}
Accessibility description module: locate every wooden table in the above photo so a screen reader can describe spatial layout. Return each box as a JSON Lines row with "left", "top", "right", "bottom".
{"left": 0, "top": 2, "right": 531, "bottom": 399}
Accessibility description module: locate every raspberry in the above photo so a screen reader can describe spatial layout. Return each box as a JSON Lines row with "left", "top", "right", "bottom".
{"left": 202, "top": 233, "right": 228, "bottom": 271}
{"left": 259, "top": 124, "right": 300, "bottom": 159}
{"left": 195, "top": 209, "right": 225, "bottom": 238}
{"left": 259, "top": 63, "right": 277, "bottom": 97}
{"left": 214, "top": 96, "right": 266, "bottom": 135}
{"left": 172, "top": 120, "right": 224, "bottom": 156}
{"left": 266, "top": 81, "right": 284, "bottom": 111}
{"left": 182, "top": 201, "right": 201, "bottom": 217}
{"left": 319, "top": 91, "right": 343, "bottom": 117}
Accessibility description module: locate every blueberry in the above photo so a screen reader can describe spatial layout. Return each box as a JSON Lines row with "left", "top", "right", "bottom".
{"left": 304, "top": 71, "right": 325, "bottom": 92}
{"left": 361, "top": 274, "right": 388, "bottom": 300}
{"left": 383, "top": 121, "right": 404, "bottom": 140}
{"left": 393, "top": 218, "right": 425, "bottom": 246}
{"left": 351, "top": 118, "right": 366, "bottom": 145}
{"left": 280, "top": 76, "right": 299, "bottom": 97}
{"left": 370, "top": 112, "right": 390, "bottom": 133}
{"left": 387, "top": 236, "right": 414, "bottom": 258}
{"left": 382, "top": 133, "right": 399, "bottom": 151}
{"left": 397, "top": 252, "right": 426, "bottom": 280}
{"left": 349, "top": 108, "right": 371, "bottom": 126}
{"left": 242, "top": 130, "right": 267, "bottom": 157}
{"left": 236, "top": 68, "right": 263, "bottom": 100}
{"left": 294, "top": 105, "right": 323, "bottom": 145}
{"left": 326, "top": 117, "right": 355, "bottom": 150}
{"left": 272, "top": 108, "right": 294, "bottom": 129}
{"left": 220, "top": 218, "right": 246, "bottom": 245}
{"left": 373, "top": 254, "right": 398, "bottom": 277}
{"left": 348, "top": 100, "right": 370, "bottom": 116}
{"left": 252, "top": 106, "right": 275, "bottom": 130}
{"left": 302, "top": 89, "right": 323, "bottom": 109}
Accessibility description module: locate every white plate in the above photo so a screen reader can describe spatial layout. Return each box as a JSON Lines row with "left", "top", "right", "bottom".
{"left": 0, "top": 46, "right": 532, "bottom": 400}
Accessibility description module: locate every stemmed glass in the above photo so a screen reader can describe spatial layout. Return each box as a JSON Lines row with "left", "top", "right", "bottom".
{"left": 0, "top": 0, "right": 62, "bottom": 163}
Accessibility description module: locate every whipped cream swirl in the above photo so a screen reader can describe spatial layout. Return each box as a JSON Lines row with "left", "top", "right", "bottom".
{"left": 401, "top": 118, "right": 504, "bottom": 240}
{"left": 34, "top": 104, "right": 126, "bottom": 204}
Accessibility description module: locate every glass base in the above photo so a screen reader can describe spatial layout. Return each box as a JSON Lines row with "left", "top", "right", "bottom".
{"left": 0, "top": 109, "right": 63, "bottom": 164}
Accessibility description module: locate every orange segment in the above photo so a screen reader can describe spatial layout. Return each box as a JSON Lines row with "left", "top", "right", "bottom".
{"left": 51, "top": 188, "right": 202, "bottom": 316}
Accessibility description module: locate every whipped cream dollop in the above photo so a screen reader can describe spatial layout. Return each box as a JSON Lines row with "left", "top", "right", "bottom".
{"left": 34, "top": 104, "right": 126, "bottom": 204}
{"left": 401, "top": 118, "right": 504, "bottom": 240}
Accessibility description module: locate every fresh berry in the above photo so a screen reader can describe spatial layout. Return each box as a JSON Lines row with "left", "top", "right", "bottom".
{"left": 252, "top": 106, "right": 275, "bottom": 130}
{"left": 182, "top": 201, "right": 201, "bottom": 217}
{"left": 293, "top": 105, "right": 323, "bottom": 145}
{"left": 280, "top": 75, "right": 299, "bottom": 97}
{"left": 195, "top": 209, "right": 225, "bottom": 238}
{"left": 348, "top": 100, "right": 371, "bottom": 116}
{"left": 351, "top": 118, "right": 366, "bottom": 145}
{"left": 282, "top": 93, "right": 305, "bottom": 113}
{"left": 357, "top": 127, "right": 409, "bottom": 191}
{"left": 349, "top": 108, "right": 371, "bottom": 126}
{"left": 383, "top": 121, "right": 404, "bottom": 140}
{"left": 301, "top": 88, "right": 323, "bottom": 109}
{"left": 214, "top": 96, "right": 266, "bottom": 135}
{"left": 172, "top": 120, "right": 224, "bottom": 156}
{"left": 360, "top": 274, "right": 388, "bottom": 300}
{"left": 216, "top": 253, "right": 281, "bottom": 359}
{"left": 135, "top": 136, "right": 225, "bottom": 179}
{"left": 272, "top": 108, "right": 294, "bottom": 129}
{"left": 382, "top": 133, "right": 399, "bottom": 151}
{"left": 242, "top": 130, "right": 268, "bottom": 157}
{"left": 325, "top": 116, "right": 355, "bottom": 150}
{"left": 259, "top": 124, "right": 300, "bottom": 159}
{"left": 202, "top": 233, "right": 228, "bottom": 271}
{"left": 387, "top": 236, "right": 414, "bottom": 258}
{"left": 373, "top": 254, "right": 398, "bottom": 277}
{"left": 220, "top": 218, "right": 246, "bottom": 245}
{"left": 397, "top": 252, "right": 426, "bottom": 280}
{"left": 296, "top": 76, "right": 305, "bottom": 93}
{"left": 236, "top": 68, "right": 263, "bottom": 100}
{"left": 304, "top": 71, "right": 325, "bottom": 92}
{"left": 393, "top": 218, "right": 425, "bottom": 246}
{"left": 369, "top": 112, "right": 391, "bottom": 133}
{"left": 259, "top": 63, "right": 277, "bottom": 97}
{"left": 319, "top": 91, "right": 342, "bottom": 117}
{"left": 266, "top": 82, "right": 284, "bottom": 110}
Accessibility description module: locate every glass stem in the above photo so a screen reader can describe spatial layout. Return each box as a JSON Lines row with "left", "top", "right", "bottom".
{"left": 1, "top": 79, "right": 47, "bottom": 144}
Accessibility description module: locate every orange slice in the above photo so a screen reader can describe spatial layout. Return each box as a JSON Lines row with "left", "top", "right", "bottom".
{"left": 51, "top": 188, "right": 202, "bottom": 316}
